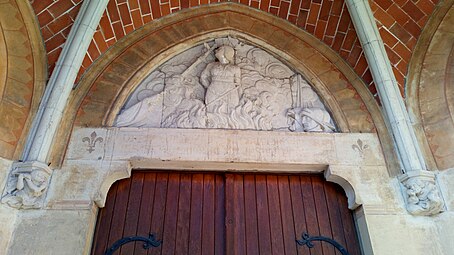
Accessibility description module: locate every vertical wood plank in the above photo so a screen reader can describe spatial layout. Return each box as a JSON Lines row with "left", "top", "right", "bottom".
{"left": 300, "top": 176, "right": 322, "bottom": 255}
{"left": 324, "top": 182, "right": 348, "bottom": 255}
{"left": 337, "top": 187, "right": 362, "bottom": 255}
{"left": 267, "top": 175, "right": 285, "bottom": 255}
{"left": 233, "top": 174, "right": 246, "bottom": 255}
{"left": 106, "top": 177, "right": 132, "bottom": 253}
{"left": 175, "top": 173, "right": 192, "bottom": 255}
{"left": 244, "top": 174, "right": 259, "bottom": 255}
{"left": 161, "top": 173, "right": 181, "bottom": 254}
{"left": 278, "top": 175, "right": 298, "bottom": 255}
{"left": 255, "top": 175, "right": 272, "bottom": 255}
{"left": 135, "top": 172, "right": 157, "bottom": 255}
{"left": 91, "top": 181, "right": 119, "bottom": 255}
{"left": 120, "top": 172, "right": 145, "bottom": 254}
{"left": 148, "top": 172, "right": 169, "bottom": 255}
{"left": 312, "top": 176, "right": 335, "bottom": 255}
{"left": 225, "top": 174, "right": 234, "bottom": 254}
{"left": 225, "top": 174, "right": 246, "bottom": 255}
{"left": 289, "top": 176, "right": 310, "bottom": 255}
{"left": 188, "top": 173, "right": 204, "bottom": 255}
{"left": 214, "top": 174, "right": 225, "bottom": 255}
{"left": 202, "top": 174, "right": 216, "bottom": 255}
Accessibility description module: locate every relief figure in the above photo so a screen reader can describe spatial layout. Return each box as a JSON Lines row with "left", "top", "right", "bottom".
{"left": 2, "top": 165, "right": 51, "bottom": 209}
{"left": 201, "top": 46, "right": 241, "bottom": 114}
{"left": 114, "top": 38, "right": 335, "bottom": 133}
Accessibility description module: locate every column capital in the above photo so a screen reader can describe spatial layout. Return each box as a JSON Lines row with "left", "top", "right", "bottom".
{"left": 399, "top": 171, "right": 444, "bottom": 216}
{"left": 1, "top": 161, "right": 53, "bottom": 209}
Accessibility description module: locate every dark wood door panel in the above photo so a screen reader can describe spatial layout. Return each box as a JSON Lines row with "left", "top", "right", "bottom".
{"left": 92, "top": 172, "right": 361, "bottom": 255}
{"left": 91, "top": 171, "right": 225, "bottom": 255}
{"left": 224, "top": 174, "right": 362, "bottom": 255}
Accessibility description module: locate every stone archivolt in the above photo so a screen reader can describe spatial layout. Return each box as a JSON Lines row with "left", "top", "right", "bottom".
{"left": 115, "top": 37, "right": 335, "bottom": 133}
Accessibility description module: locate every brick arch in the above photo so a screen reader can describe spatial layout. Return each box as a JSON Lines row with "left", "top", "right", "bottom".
{"left": 50, "top": 3, "right": 398, "bottom": 175}
{"left": 0, "top": 0, "right": 46, "bottom": 160}
{"left": 407, "top": 0, "right": 454, "bottom": 170}
{"left": 30, "top": 0, "right": 439, "bottom": 98}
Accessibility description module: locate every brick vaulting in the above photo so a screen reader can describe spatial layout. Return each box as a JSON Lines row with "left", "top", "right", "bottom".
{"left": 29, "top": 0, "right": 438, "bottom": 97}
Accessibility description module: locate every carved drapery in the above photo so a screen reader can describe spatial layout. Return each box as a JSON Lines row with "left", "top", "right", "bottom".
{"left": 114, "top": 37, "right": 335, "bottom": 133}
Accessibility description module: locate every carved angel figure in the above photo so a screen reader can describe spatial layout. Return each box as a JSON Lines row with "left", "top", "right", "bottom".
{"left": 201, "top": 46, "right": 241, "bottom": 114}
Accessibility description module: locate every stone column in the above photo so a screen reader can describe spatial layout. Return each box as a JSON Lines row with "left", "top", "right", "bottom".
{"left": 346, "top": 0, "right": 444, "bottom": 215}
{"left": 1, "top": 0, "right": 109, "bottom": 209}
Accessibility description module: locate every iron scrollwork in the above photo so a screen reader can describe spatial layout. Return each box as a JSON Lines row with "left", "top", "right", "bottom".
{"left": 296, "top": 232, "right": 351, "bottom": 255}
{"left": 105, "top": 233, "right": 161, "bottom": 255}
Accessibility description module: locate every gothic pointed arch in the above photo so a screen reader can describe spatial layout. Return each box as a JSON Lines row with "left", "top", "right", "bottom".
{"left": 50, "top": 3, "right": 397, "bottom": 174}
{"left": 406, "top": 0, "right": 454, "bottom": 170}
{"left": 0, "top": 0, "right": 46, "bottom": 160}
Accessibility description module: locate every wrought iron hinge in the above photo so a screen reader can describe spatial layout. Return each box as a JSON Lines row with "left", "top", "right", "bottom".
{"left": 296, "top": 232, "right": 351, "bottom": 255}
{"left": 105, "top": 233, "right": 161, "bottom": 255}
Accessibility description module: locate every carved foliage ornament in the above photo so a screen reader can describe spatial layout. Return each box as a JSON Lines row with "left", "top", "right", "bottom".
{"left": 1, "top": 161, "right": 52, "bottom": 209}
{"left": 114, "top": 37, "right": 336, "bottom": 132}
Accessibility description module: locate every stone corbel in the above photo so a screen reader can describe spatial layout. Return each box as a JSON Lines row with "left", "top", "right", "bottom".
{"left": 399, "top": 171, "right": 444, "bottom": 216}
{"left": 1, "top": 161, "right": 52, "bottom": 209}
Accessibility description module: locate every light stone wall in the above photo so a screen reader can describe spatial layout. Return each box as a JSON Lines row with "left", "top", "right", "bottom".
{"left": 2, "top": 127, "right": 454, "bottom": 254}
{"left": 6, "top": 209, "right": 97, "bottom": 255}
{"left": 436, "top": 168, "right": 454, "bottom": 255}
{"left": 0, "top": 157, "right": 17, "bottom": 254}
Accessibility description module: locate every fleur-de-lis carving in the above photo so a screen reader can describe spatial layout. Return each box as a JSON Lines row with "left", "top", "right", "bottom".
{"left": 352, "top": 139, "right": 369, "bottom": 155}
{"left": 82, "top": 131, "right": 104, "bottom": 153}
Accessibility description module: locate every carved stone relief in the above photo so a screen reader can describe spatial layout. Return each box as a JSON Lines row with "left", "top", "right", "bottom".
{"left": 1, "top": 161, "right": 52, "bottom": 209}
{"left": 115, "top": 37, "right": 336, "bottom": 132}
{"left": 399, "top": 171, "right": 444, "bottom": 216}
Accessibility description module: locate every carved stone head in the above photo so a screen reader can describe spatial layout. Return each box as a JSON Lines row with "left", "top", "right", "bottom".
{"left": 215, "top": 46, "right": 235, "bottom": 64}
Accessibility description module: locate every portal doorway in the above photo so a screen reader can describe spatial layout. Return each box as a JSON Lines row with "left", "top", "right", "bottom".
{"left": 91, "top": 171, "right": 362, "bottom": 255}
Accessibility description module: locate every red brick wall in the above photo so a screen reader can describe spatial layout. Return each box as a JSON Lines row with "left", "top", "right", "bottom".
{"left": 30, "top": 0, "right": 83, "bottom": 75}
{"left": 371, "top": 0, "right": 438, "bottom": 95}
{"left": 29, "top": 0, "right": 438, "bottom": 98}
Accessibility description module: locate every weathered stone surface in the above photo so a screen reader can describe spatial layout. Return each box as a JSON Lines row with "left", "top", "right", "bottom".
{"left": 0, "top": 0, "right": 46, "bottom": 160}
{"left": 75, "top": 100, "right": 109, "bottom": 126}
{"left": 7, "top": 209, "right": 97, "bottom": 255}
{"left": 0, "top": 3, "right": 22, "bottom": 30}
{"left": 7, "top": 57, "right": 33, "bottom": 85}
{"left": 62, "top": 8, "right": 383, "bottom": 171}
{"left": 3, "top": 79, "right": 31, "bottom": 108}
{"left": 409, "top": 6, "right": 454, "bottom": 170}
{"left": 114, "top": 38, "right": 335, "bottom": 133}
{"left": 0, "top": 158, "right": 17, "bottom": 253}
{"left": 6, "top": 121, "right": 452, "bottom": 255}
{"left": 35, "top": 126, "right": 446, "bottom": 255}
{"left": 1, "top": 161, "right": 53, "bottom": 210}
{"left": 67, "top": 128, "right": 387, "bottom": 168}
{"left": 363, "top": 213, "right": 447, "bottom": 255}
{"left": 227, "top": 12, "right": 256, "bottom": 32}
{"left": 0, "top": 101, "right": 27, "bottom": 143}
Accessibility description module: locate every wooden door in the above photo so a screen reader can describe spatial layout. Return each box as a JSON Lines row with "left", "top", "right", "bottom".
{"left": 224, "top": 173, "right": 361, "bottom": 255}
{"left": 91, "top": 171, "right": 361, "bottom": 255}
